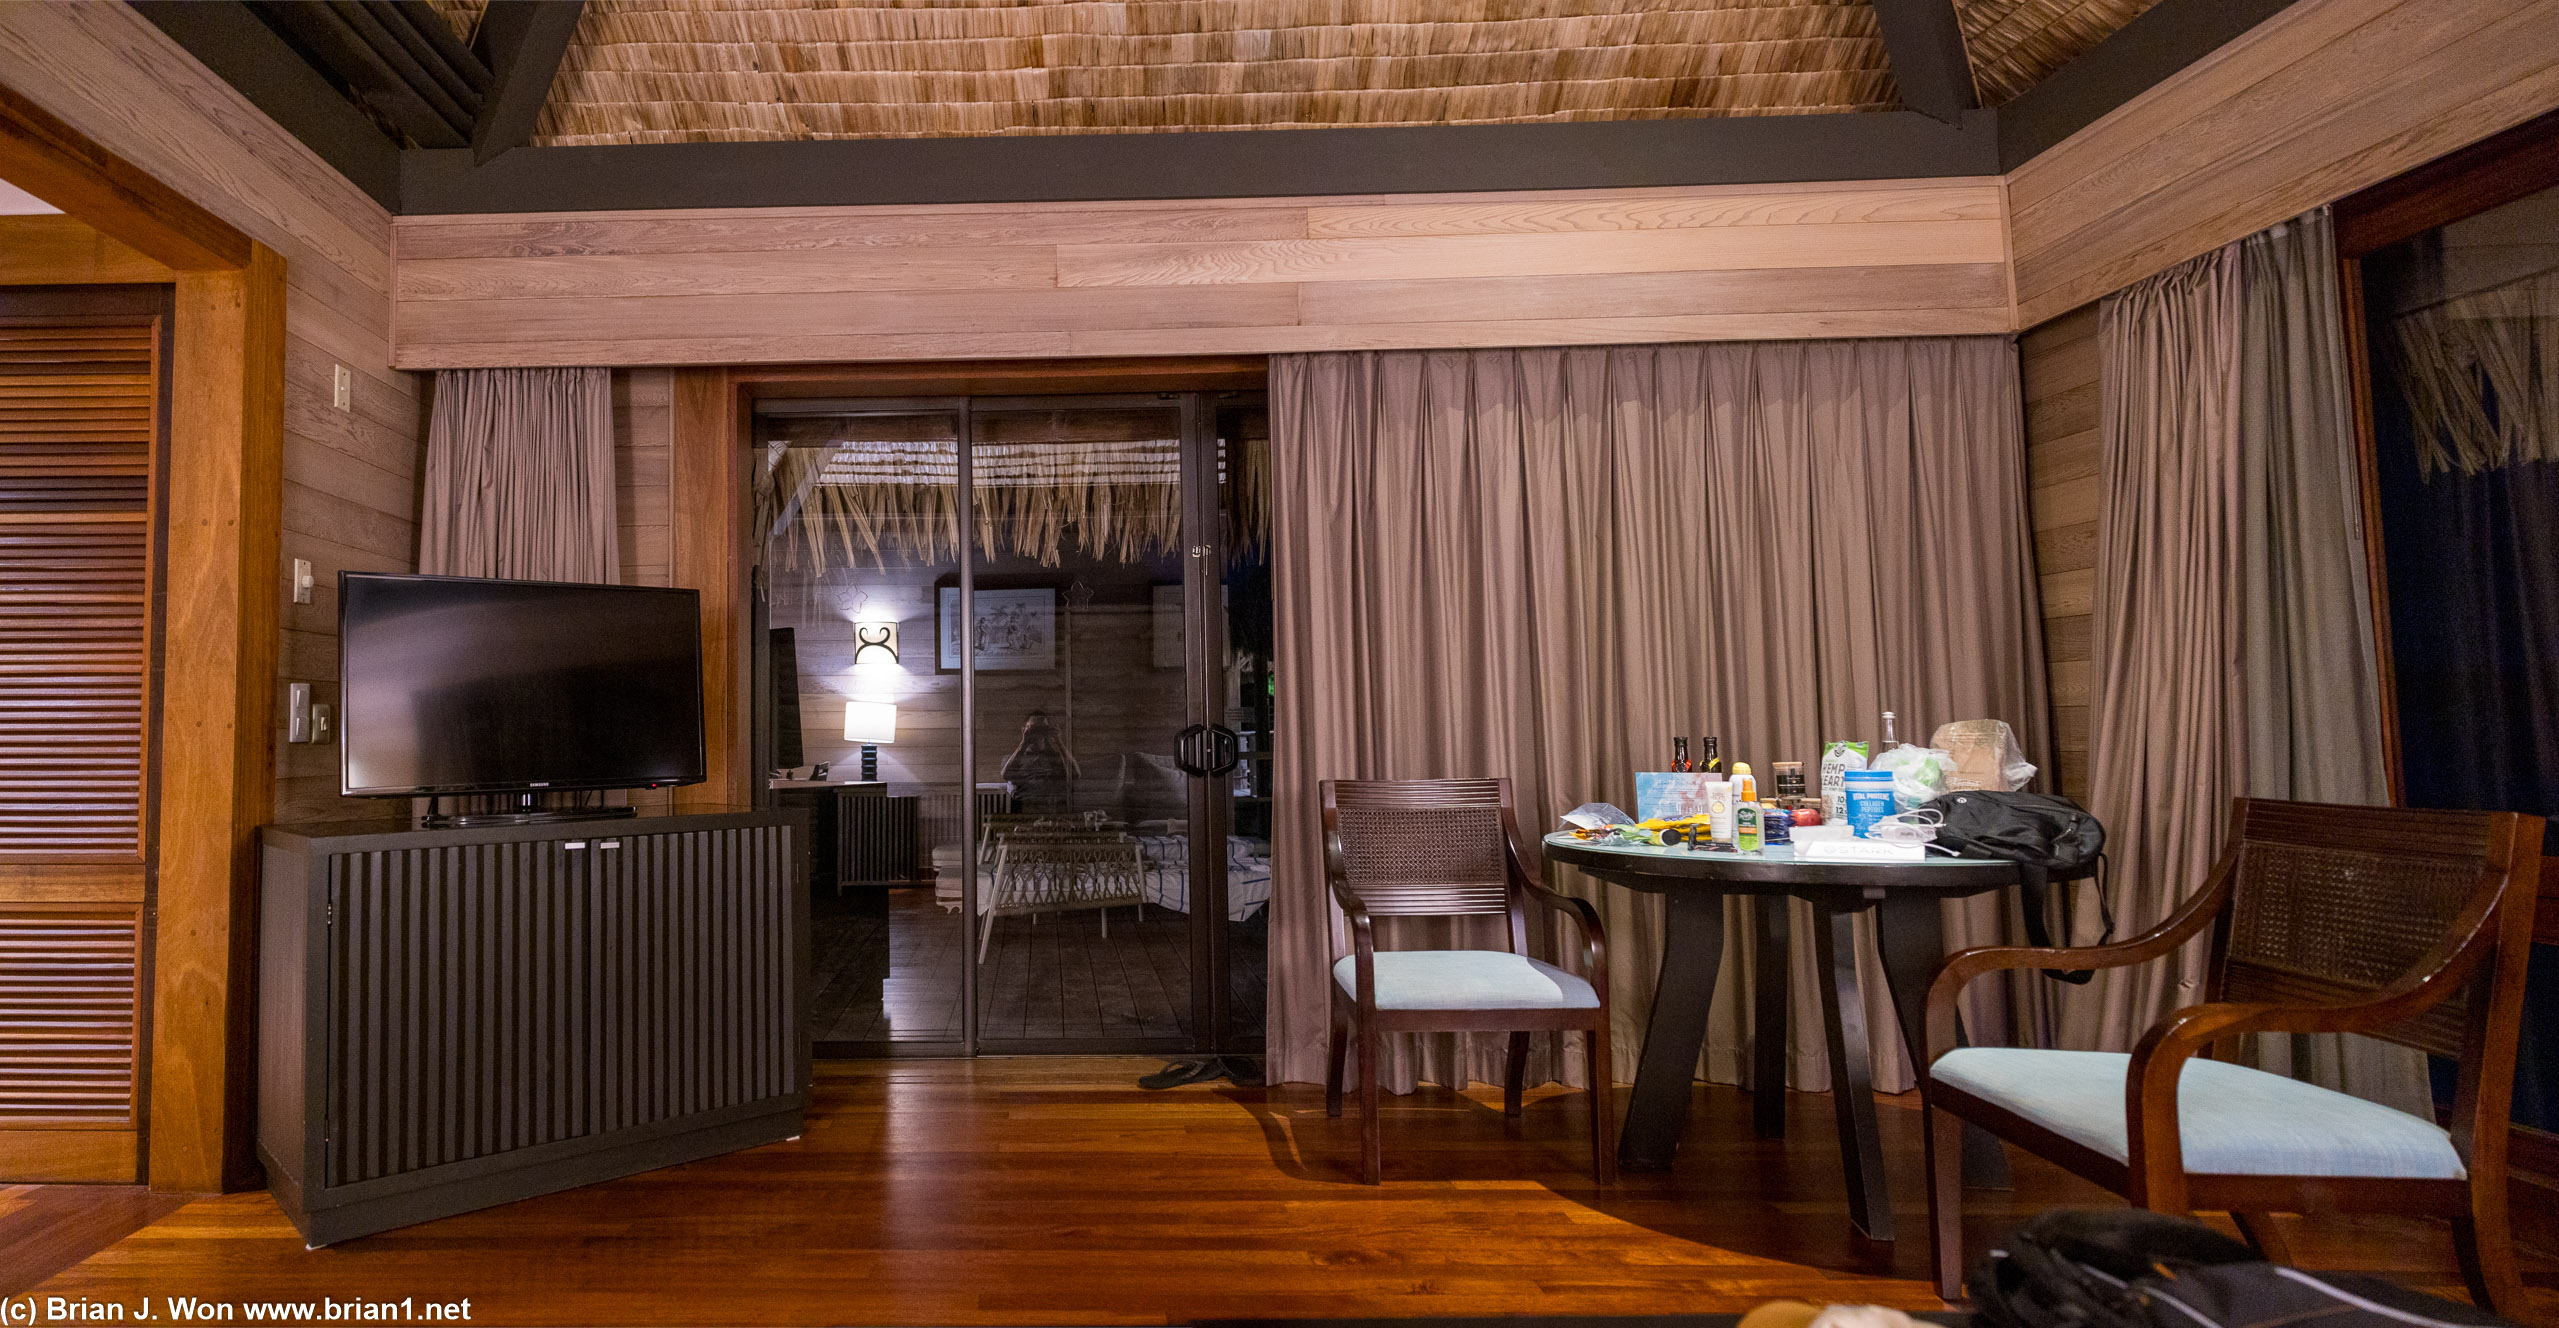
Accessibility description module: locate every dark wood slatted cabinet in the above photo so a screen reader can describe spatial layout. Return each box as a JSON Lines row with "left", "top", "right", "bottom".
{"left": 258, "top": 810, "right": 808, "bottom": 1246}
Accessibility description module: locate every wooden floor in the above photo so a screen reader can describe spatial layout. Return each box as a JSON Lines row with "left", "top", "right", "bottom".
{"left": 19, "top": 1060, "right": 2553, "bottom": 1325}
{"left": 811, "top": 890, "right": 1267, "bottom": 1046}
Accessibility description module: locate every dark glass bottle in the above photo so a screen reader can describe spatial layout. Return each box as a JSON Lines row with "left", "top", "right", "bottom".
{"left": 1702, "top": 735, "right": 1722, "bottom": 775}
{"left": 1672, "top": 737, "right": 1691, "bottom": 772}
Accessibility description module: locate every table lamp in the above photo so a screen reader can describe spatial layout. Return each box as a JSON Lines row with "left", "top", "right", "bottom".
{"left": 844, "top": 700, "right": 896, "bottom": 781}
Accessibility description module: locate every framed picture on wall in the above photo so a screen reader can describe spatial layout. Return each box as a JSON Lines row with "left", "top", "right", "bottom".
{"left": 936, "top": 584, "right": 1057, "bottom": 672}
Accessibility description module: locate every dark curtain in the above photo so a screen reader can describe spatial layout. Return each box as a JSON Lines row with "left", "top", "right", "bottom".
{"left": 2367, "top": 278, "right": 2559, "bottom": 1128}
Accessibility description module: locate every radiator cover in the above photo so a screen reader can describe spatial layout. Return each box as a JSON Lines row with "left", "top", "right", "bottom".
{"left": 259, "top": 810, "right": 807, "bottom": 1245}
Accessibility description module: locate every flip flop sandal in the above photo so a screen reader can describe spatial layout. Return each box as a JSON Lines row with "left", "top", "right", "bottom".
{"left": 1138, "top": 1057, "right": 1226, "bottom": 1090}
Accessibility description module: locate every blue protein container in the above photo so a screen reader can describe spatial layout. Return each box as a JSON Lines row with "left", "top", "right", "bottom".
{"left": 1844, "top": 769, "right": 1897, "bottom": 839}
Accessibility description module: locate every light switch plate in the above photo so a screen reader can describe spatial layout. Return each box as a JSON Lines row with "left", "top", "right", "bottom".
{"left": 288, "top": 682, "right": 312, "bottom": 743}
{"left": 311, "top": 703, "right": 332, "bottom": 743}
{"left": 291, "top": 557, "right": 313, "bottom": 604}
{"left": 331, "top": 363, "right": 352, "bottom": 412}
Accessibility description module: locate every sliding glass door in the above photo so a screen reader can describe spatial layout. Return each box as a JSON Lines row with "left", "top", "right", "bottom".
{"left": 756, "top": 391, "right": 1268, "bottom": 1057}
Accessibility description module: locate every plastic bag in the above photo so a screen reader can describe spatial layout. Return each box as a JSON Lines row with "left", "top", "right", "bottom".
{"left": 1560, "top": 802, "right": 1635, "bottom": 831}
{"left": 1929, "top": 718, "right": 2039, "bottom": 793}
{"left": 1871, "top": 743, "right": 1954, "bottom": 809}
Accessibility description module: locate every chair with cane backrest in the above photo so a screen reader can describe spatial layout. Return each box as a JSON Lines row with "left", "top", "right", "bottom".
{"left": 1321, "top": 778, "right": 1614, "bottom": 1186}
{"left": 1921, "top": 799, "right": 2542, "bottom": 1312}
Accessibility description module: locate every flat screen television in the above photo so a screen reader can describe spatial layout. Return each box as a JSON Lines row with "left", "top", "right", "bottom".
{"left": 339, "top": 573, "right": 706, "bottom": 797}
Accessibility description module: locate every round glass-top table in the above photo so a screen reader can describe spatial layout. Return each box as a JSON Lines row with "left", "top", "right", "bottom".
{"left": 1543, "top": 832, "right": 2017, "bottom": 1244}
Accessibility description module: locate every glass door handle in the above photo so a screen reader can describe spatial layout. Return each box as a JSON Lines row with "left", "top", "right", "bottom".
{"left": 1173, "top": 724, "right": 1243, "bottom": 777}
{"left": 1205, "top": 725, "right": 1241, "bottom": 776}
{"left": 1174, "top": 724, "right": 1211, "bottom": 777}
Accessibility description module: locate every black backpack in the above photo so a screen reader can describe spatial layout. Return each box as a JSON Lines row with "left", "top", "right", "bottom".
{"left": 1973, "top": 1208, "right": 2513, "bottom": 1328}
{"left": 1932, "top": 790, "right": 2108, "bottom": 983}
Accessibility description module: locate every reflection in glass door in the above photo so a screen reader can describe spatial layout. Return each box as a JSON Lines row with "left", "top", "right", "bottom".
{"left": 758, "top": 408, "right": 969, "bottom": 1050}
{"left": 755, "top": 392, "right": 1269, "bottom": 1056}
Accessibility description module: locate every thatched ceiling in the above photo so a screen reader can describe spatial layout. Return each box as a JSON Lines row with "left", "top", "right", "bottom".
{"left": 422, "top": 0, "right": 2160, "bottom": 145}
{"left": 1956, "top": 0, "right": 2159, "bottom": 105}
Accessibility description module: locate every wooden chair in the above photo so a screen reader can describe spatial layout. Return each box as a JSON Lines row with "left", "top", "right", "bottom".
{"left": 1920, "top": 798, "right": 2543, "bottom": 1312}
{"left": 1321, "top": 778, "right": 1615, "bottom": 1186}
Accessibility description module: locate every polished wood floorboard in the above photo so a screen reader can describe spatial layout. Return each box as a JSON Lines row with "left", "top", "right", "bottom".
{"left": 23, "top": 1060, "right": 2556, "bottom": 1325}
{"left": 0, "top": 1184, "right": 188, "bottom": 1297}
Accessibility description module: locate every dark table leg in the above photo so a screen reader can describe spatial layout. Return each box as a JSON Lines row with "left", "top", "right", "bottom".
{"left": 1752, "top": 894, "right": 1789, "bottom": 1139}
{"left": 1873, "top": 894, "right": 2013, "bottom": 1189}
{"left": 1619, "top": 889, "right": 1728, "bottom": 1170}
{"left": 1814, "top": 901, "right": 1893, "bottom": 1243}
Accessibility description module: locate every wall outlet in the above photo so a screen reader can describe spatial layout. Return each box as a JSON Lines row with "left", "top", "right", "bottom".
{"left": 331, "top": 363, "right": 352, "bottom": 412}
{"left": 288, "top": 682, "right": 312, "bottom": 743}
{"left": 291, "top": 557, "right": 313, "bottom": 604}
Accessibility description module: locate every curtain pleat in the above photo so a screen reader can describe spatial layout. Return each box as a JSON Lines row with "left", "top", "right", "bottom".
{"left": 1267, "top": 339, "right": 2051, "bottom": 1092}
{"left": 2081, "top": 209, "right": 2428, "bottom": 1113}
{"left": 419, "top": 367, "right": 620, "bottom": 583}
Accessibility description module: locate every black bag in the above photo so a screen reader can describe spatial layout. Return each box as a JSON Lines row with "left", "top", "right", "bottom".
{"left": 1932, "top": 790, "right": 2107, "bottom": 983}
{"left": 1972, "top": 1208, "right": 2513, "bottom": 1328}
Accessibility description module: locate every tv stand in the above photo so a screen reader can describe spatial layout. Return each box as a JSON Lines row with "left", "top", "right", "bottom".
{"left": 418, "top": 793, "right": 642, "bottom": 829}
{"left": 257, "top": 809, "right": 807, "bottom": 1245}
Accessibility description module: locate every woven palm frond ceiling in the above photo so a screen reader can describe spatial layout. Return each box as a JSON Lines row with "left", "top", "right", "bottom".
{"left": 420, "top": 0, "right": 2158, "bottom": 145}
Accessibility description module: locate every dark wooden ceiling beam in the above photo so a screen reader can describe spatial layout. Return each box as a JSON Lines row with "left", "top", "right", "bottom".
{"left": 405, "top": 110, "right": 1997, "bottom": 213}
{"left": 469, "top": 0, "right": 587, "bottom": 164}
{"left": 1870, "top": 0, "right": 1980, "bottom": 123}
{"left": 252, "top": 0, "right": 470, "bottom": 147}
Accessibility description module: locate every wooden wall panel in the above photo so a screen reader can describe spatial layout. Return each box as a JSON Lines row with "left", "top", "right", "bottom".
{"left": 2021, "top": 304, "right": 2100, "bottom": 802}
{"left": 390, "top": 180, "right": 2013, "bottom": 368}
{"left": 0, "top": 4, "right": 426, "bottom": 832}
{"left": 2010, "top": 0, "right": 2559, "bottom": 327}
{"left": 614, "top": 368, "right": 675, "bottom": 819}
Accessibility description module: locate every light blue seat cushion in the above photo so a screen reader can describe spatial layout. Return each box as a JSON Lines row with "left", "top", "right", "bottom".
{"left": 1333, "top": 950, "right": 1600, "bottom": 1011}
{"left": 1932, "top": 1047, "right": 2464, "bottom": 1180}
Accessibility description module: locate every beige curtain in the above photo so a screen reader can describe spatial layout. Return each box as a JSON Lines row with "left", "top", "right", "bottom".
{"left": 1268, "top": 339, "right": 2053, "bottom": 1092}
{"left": 2080, "top": 209, "right": 2427, "bottom": 1112}
{"left": 419, "top": 367, "right": 618, "bottom": 582}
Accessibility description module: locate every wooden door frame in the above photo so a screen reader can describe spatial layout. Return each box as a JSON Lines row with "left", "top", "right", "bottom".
{"left": 2, "top": 82, "right": 285, "bottom": 1192}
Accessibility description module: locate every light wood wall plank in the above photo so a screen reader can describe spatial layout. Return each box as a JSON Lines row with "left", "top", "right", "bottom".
{"left": 390, "top": 180, "right": 2013, "bottom": 369}
{"left": 2021, "top": 304, "right": 2101, "bottom": 803}
{"left": 2012, "top": 0, "right": 2559, "bottom": 325}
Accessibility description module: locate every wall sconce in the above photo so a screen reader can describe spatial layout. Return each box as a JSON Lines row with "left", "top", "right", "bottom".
{"left": 851, "top": 621, "right": 899, "bottom": 666}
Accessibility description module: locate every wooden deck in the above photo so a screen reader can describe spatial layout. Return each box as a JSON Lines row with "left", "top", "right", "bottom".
{"left": 15, "top": 1060, "right": 2547, "bottom": 1324}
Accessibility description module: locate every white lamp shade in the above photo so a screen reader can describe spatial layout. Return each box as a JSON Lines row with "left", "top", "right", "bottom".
{"left": 844, "top": 700, "right": 897, "bottom": 745}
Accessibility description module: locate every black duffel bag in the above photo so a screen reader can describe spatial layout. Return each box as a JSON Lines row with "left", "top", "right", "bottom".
{"left": 1973, "top": 1208, "right": 2513, "bottom": 1328}
{"left": 1931, "top": 789, "right": 2107, "bottom": 983}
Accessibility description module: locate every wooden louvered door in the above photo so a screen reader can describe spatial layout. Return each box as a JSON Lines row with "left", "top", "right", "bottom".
{"left": 0, "top": 297, "right": 166, "bottom": 1183}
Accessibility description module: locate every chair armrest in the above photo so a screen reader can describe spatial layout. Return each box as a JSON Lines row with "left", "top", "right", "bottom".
{"left": 1525, "top": 881, "right": 1609, "bottom": 994}
{"left": 1923, "top": 871, "right": 2231, "bottom": 1068}
{"left": 2115, "top": 915, "right": 2501, "bottom": 1210}
{"left": 1331, "top": 879, "right": 1378, "bottom": 1003}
